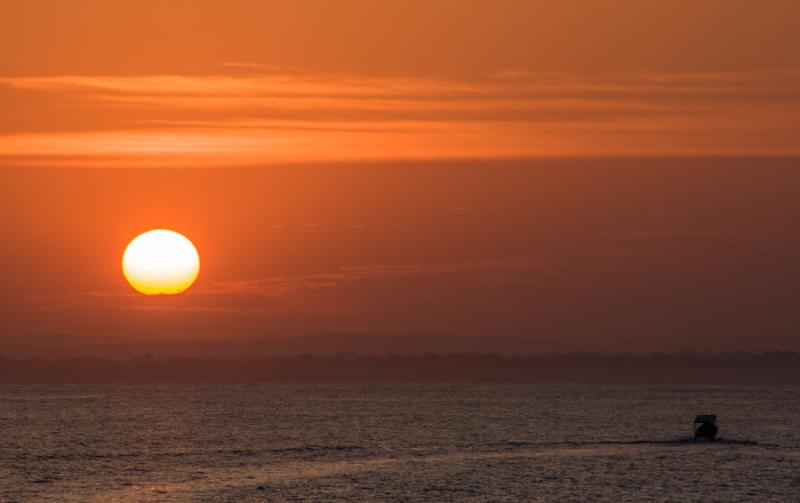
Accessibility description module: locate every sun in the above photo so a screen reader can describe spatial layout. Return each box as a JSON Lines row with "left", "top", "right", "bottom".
{"left": 122, "top": 229, "right": 200, "bottom": 295}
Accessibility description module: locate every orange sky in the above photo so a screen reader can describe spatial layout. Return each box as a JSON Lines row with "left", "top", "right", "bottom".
{"left": 2, "top": 0, "right": 800, "bottom": 165}
{"left": 2, "top": 1, "right": 799, "bottom": 356}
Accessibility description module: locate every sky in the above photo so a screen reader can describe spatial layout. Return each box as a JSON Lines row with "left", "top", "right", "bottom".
{"left": 1, "top": 0, "right": 799, "bottom": 356}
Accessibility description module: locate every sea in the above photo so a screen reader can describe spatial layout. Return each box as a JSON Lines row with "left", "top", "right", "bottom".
{"left": 1, "top": 384, "right": 798, "bottom": 502}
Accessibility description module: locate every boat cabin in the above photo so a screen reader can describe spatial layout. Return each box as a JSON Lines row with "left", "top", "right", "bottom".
{"left": 693, "top": 414, "right": 718, "bottom": 440}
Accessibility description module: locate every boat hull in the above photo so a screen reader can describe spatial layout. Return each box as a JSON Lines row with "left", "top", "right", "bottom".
{"left": 693, "top": 422, "right": 718, "bottom": 440}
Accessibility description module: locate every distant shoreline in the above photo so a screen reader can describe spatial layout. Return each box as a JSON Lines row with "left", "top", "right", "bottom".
{"left": 2, "top": 351, "right": 799, "bottom": 384}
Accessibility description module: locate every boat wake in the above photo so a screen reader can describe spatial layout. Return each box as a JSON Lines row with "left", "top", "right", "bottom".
{"left": 502, "top": 438, "right": 774, "bottom": 448}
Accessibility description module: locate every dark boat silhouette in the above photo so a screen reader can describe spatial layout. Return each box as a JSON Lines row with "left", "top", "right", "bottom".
{"left": 693, "top": 414, "right": 718, "bottom": 440}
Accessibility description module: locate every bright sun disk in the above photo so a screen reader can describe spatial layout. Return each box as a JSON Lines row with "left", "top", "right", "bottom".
{"left": 122, "top": 229, "right": 200, "bottom": 295}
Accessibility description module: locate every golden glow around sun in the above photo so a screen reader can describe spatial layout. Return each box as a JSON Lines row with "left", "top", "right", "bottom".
{"left": 122, "top": 229, "right": 200, "bottom": 295}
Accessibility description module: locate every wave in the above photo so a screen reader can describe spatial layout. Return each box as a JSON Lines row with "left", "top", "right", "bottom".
{"left": 10, "top": 444, "right": 364, "bottom": 464}
{"left": 268, "top": 445, "right": 363, "bottom": 454}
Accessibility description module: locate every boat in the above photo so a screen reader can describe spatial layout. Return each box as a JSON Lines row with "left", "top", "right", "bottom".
{"left": 693, "top": 414, "right": 718, "bottom": 440}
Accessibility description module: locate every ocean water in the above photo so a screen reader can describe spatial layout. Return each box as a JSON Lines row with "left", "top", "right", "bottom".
{"left": 1, "top": 384, "right": 798, "bottom": 502}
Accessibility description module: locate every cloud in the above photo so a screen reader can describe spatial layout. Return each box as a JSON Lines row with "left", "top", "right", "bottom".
{"left": 26, "top": 258, "right": 545, "bottom": 314}
{"left": 203, "top": 257, "right": 544, "bottom": 296}
{"left": 0, "top": 70, "right": 799, "bottom": 166}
